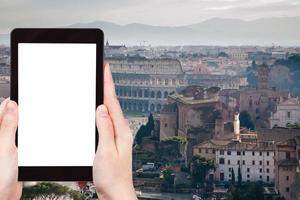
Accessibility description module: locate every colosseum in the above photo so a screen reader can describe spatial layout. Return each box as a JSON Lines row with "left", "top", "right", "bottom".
{"left": 107, "top": 56, "right": 187, "bottom": 113}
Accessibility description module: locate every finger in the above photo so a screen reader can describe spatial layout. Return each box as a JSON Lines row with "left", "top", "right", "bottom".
{"left": 103, "top": 64, "right": 131, "bottom": 138}
{"left": 0, "top": 97, "right": 10, "bottom": 124}
{"left": 96, "top": 104, "right": 117, "bottom": 152}
{"left": 0, "top": 100, "right": 18, "bottom": 145}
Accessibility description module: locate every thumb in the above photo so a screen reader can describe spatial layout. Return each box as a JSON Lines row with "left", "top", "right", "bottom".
{"left": 95, "top": 105, "right": 116, "bottom": 152}
{"left": 0, "top": 100, "right": 18, "bottom": 145}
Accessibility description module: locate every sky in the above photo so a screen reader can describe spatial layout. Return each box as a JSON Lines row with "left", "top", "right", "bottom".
{"left": 0, "top": 0, "right": 300, "bottom": 33}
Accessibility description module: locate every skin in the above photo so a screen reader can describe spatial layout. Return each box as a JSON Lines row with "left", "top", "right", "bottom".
{"left": 0, "top": 64, "right": 137, "bottom": 200}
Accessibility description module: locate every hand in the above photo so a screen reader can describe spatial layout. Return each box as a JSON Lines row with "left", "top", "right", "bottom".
{"left": 93, "top": 64, "right": 137, "bottom": 200}
{"left": 0, "top": 99, "right": 22, "bottom": 200}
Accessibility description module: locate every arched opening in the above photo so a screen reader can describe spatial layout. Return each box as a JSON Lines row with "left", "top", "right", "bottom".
{"left": 138, "top": 103, "right": 143, "bottom": 111}
{"left": 138, "top": 90, "right": 143, "bottom": 98}
{"left": 144, "top": 104, "right": 148, "bottom": 112}
{"left": 157, "top": 104, "right": 162, "bottom": 112}
{"left": 157, "top": 91, "right": 162, "bottom": 99}
{"left": 151, "top": 91, "right": 155, "bottom": 98}
{"left": 144, "top": 90, "right": 149, "bottom": 98}
{"left": 164, "top": 91, "right": 168, "bottom": 98}
{"left": 150, "top": 104, "right": 155, "bottom": 112}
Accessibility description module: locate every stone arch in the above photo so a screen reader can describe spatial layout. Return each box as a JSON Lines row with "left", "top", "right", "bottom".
{"left": 144, "top": 103, "right": 148, "bottom": 112}
{"left": 156, "top": 104, "right": 162, "bottom": 112}
{"left": 164, "top": 91, "right": 168, "bottom": 98}
{"left": 151, "top": 91, "right": 155, "bottom": 98}
{"left": 128, "top": 102, "right": 132, "bottom": 111}
{"left": 138, "top": 90, "right": 143, "bottom": 98}
{"left": 133, "top": 90, "right": 137, "bottom": 97}
{"left": 144, "top": 90, "right": 149, "bottom": 98}
{"left": 128, "top": 90, "right": 132, "bottom": 97}
{"left": 150, "top": 104, "right": 155, "bottom": 112}
{"left": 157, "top": 91, "right": 162, "bottom": 98}
{"left": 120, "top": 88, "right": 123, "bottom": 96}
{"left": 138, "top": 103, "right": 143, "bottom": 111}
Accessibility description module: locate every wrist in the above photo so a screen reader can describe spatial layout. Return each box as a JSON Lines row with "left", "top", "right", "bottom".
{"left": 97, "top": 183, "right": 137, "bottom": 200}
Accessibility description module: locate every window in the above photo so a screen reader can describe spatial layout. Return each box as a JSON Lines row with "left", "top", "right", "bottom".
{"left": 259, "top": 175, "right": 262, "bottom": 179}
{"left": 287, "top": 111, "right": 291, "bottom": 118}
{"left": 237, "top": 160, "right": 240, "bottom": 165}
{"left": 252, "top": 152, "right": 255, "bottom": 156}
{"left": 259, "top": 152, "right": 262, "bottom": 156}
{"left": 259, "top": 161, "right": 262, "bottom": 165}
{"left": 286, "top": 152, "right": 291, "bottom": 159}
{"left": 260, "top": 168, "right": 262, "bottom": 173}
{"left": 237, "top": 151, "right": 241, "bottom": 155}
{"left": 212, "top": 149, "right": 215, "bottom": 154}
{"left": 219, "top": 158, "right": 225, "bottom": 164}
{"left": 267, "top": 161, "right": 269, "bottom": 166}
{"left": 266, "top": 168, "right": 270, "bottom": 173}
{"left": 286, "top": 187, "right": 290, "bottom": 192}
{"left": 252, "top": 160, "right": 255, "bottom": 165}
{"left": 229, "top": 168, "right": 231, "bottom": 172}
{"left": 205, "top": 149, "right": 208, "bottom": 154}
{"left": 267, "top": 152, "right": 270, "bottom": 156}
{"left": 243, "top": 160, "right": 245, "bottom": 165}
{"left": 247, "top": 168, "right": 250, "bottom": 172}
{"left": 287, "top": 176, "right": 289, "bottom": 181}
{"left": 243, "top": 151, "right": 245, "bottom": 156}
{"left": 247, "top": 174, "right": 250, "bottom": 178}
{"left": 164, "top": 123, "right": 168, "bottom": 128}
{"left": 267, "top": 176, "right": 270, "bottom": 182}
{"left": 227, "top": 151, "right": 231, "bottom": 155}
{"left": 228, "top": 160, "right": 231, "bottom": 165}
{"left": 220, "top": 150, "right": 224, "bottom": 155}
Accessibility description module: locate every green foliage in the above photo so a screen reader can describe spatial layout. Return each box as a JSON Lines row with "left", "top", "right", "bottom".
{"left": 231, "top": 168, "right": 235, "bottom": 185}
{"left": 134, "top": 113, "right": 155, "bottom": 145}
{"left": 162, "top": 168, "right": 175, "bottom": 184}
{"left": 218, "top": 52, "right": 229, "bottom": 58}
{"left": 160, "top": 136, "right": 186, "bottom": 161}
{"left": 246, "top": 60, "right": 258, "bottom": 87}
{"left": 21, "top": 182, "right": 85, "bottom": 200}
{"left": 237, "top": 165, "right": 242, "bottom": 186}
{"left": 161, "top": 136, "right": 187, "bottom": 145}
{"left": 240, "top": 111, "right": 255, "bottom": 130}
{"left": 226, "top": 182, "right": 264, "bottom": 200}
{"left": 190, "top": 155, "right": 215, "bottom": 187}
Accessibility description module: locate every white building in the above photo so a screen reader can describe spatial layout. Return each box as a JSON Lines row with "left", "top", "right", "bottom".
{"left": 193, "top": 113, "right": 276, "bottom": 183}
{"left": 215, "top": 143, "right": 275, "bottom": 183}
{"left": 270, "top": 97, "right": 300, "bottom": 128}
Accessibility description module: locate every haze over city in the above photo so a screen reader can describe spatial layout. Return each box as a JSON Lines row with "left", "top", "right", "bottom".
{"left": 1, "top": 0, "right": 300, "bottom": 45}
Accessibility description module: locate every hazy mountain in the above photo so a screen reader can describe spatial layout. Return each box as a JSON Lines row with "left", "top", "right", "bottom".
{"left": 1, "top": 17, "right": 300, "bottom": 46}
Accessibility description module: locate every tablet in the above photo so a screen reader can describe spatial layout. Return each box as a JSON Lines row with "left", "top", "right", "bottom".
{"left": 11, "top": 28, "right": 104, "bottom": 181}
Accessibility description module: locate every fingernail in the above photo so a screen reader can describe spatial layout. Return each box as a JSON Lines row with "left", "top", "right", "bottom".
{"left": 98, "top": 105, "right": 108, "bottom": 116}
{"left": 6, "top": 101, "right": 17, "bottom": 113}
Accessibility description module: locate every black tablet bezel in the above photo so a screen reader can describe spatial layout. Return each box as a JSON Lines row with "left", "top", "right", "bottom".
{"left": 11, "top": 28, "right": 104, "bottom": 181}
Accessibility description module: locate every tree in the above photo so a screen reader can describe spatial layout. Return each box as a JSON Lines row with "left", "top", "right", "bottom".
{"left": 231, "top": 168, "right": 235, "bottom": 185}
{"left": 240, "top": 111, "right": 255, "bottom": 130}
{"left": 160, "top": 136, "right": 187, "bottom": 161}
{"left": 226, "top": 182, "right": 264, "bottom": 200}
{"left": 190, "top": 155, "right": 215, "bottom": 187}
{"left": 134, "top": 114, "right": 155, "bottom": 145}
{"left": 237, "top": 164, "right": 242, "bottom": 186}
{"left": 21, "top": 182, "right": 85, "bottom": 200}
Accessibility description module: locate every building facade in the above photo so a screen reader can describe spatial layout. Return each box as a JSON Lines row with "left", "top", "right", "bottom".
{"left": 269, "top": 97, "right": 300, "bottom": 128}
{"left": 275, "top": 136, "right": 300, "bottom": 200}
{"left": 108, "top": 57, "right": 187, "bottom": 114}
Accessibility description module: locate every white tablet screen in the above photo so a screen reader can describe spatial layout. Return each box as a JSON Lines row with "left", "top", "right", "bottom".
{"left": 18, "top": 43, "right": 96, "bottom": 166}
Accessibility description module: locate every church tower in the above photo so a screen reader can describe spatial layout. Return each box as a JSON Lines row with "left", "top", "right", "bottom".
{"left": 257, "top": 63, "right": 269, "bottom": 90}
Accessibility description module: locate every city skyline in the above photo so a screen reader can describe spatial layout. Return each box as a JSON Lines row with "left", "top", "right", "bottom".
{"left": 0, "top": 0, "right": 300, "bottom": 33}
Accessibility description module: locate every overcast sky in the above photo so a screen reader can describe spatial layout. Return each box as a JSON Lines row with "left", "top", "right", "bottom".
{"left": 0, "top": 0, "right": 300, "bottom": 33}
